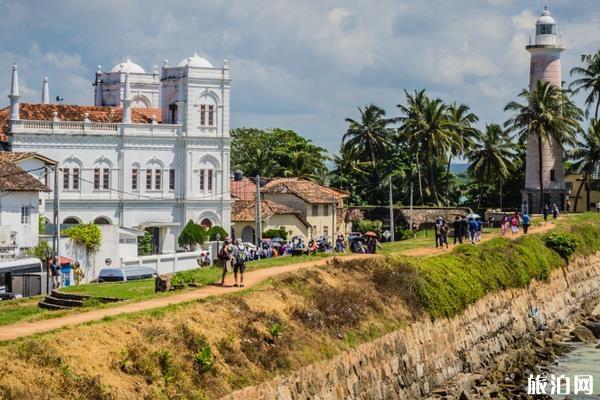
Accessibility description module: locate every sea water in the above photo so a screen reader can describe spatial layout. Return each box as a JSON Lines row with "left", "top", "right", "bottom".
{"left": 549, "top": 343, "right": 600, "bottom": 399}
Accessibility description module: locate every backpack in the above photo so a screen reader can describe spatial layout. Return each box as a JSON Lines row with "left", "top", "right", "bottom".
{"left": 235, "top": 246, "right": 247, "bottom": 264}
{"left": 218, "top": 247, "right": 229, "bottom": 261}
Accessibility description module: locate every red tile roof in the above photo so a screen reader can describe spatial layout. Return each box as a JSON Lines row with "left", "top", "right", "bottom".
{"left": 0, "top": 151, "right": 56, "bottom": 165}
{"left": 230, "top": 177, "right": 257, "bottom": 201}
{"left": 232, "top": 200, "right": 311, "bottom": 227}
{"left": 0, "top": 160, "right": 50, "bottom": 192}
{"left": 261, "top": 178, "right": 349, "bottom": 204}
{"left": 0, "top": 104, "right": 163, "bottom": 143}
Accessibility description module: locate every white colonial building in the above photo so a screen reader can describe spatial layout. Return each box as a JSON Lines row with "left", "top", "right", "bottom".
{"left": 1, "top": 54, "right": 232, "bottom": 254}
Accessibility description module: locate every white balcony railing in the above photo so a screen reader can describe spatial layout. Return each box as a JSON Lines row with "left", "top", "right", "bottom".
{"left": 10, "top": 120, "right": 181, "bottom": 137}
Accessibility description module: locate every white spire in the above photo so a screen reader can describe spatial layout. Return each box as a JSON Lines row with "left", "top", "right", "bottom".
{"left": 9, "top": 64, "right": 20, "bottom": 120}
{"left": 122, "top": 72, "right": 132, "bottom": 123}
{"left": 42, "top": 77, "right": 50, "bottom": 104}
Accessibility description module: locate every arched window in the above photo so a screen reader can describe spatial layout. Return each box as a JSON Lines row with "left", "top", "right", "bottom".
{"left": 93, "top": 159, "right": 112, "bottom": 190}
{"left": 200, "top": 218, "right": 212, "bottom": 228}
{"left": 132, "top": 95, "right": 150, "bottom": 108}
{"left": 198, "top": 156, "right": 218, "bottom": 194}
{"left": 61, "top": 158, "right": 82, "bottom": 191}
{"left": 198, "top": 93, "right": 217, "bottom": 127}
{"left": 145, "top": 160, "right": 164, "bottom": 191}
{"left": 94, "top": 217, "right": 112, "bottom": 225}
{"left": 63, "top": 217, "right": 81, "bottom": 225}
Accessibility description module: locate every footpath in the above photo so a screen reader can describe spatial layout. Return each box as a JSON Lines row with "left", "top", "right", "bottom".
{"left": 0, "top": 222, "right": 556, "bottom": 341}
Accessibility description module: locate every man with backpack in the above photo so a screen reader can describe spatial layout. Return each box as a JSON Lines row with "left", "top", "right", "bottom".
{"left": 231, "top": 239, "right": 249, "bottom": 287}
{"left": 218, "top": 239, "right": 232, "bottom": 286}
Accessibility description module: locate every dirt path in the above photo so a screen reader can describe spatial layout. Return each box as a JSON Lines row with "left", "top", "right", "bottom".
{"left": 0, "top": 254, "right": 372, "bottom": 342}
{"left": 0, "top": 220, "right": 560, "bottom": 341}
{"left": 401, "top": 221, "right": 556, "bottom": 257}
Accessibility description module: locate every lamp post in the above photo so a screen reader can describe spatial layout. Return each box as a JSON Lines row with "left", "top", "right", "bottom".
{"left": 215, "top": 232, "right": 221, "bottom": 260}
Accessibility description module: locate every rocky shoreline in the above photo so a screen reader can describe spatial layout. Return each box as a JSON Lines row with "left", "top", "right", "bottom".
{"left": 435, "top": 301, "right": 600, "bottom": 400}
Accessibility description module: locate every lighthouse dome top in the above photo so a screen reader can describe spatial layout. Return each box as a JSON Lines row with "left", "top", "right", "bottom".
{"left": 537, "top": 7, "right": 556, "bottom": 25}
{"left": 110, "top": 57, "right": 146, "bottom": 74}
{"left": 177, "top": 53, "right": 213, "bottom": 68}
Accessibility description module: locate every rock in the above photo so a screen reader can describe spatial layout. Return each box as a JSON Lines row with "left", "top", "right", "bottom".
{"left": 155, "top": 273, "right": 174, "bottom": 292}
{"left": 583, "top": 321, "right": 600, "bottom": 339}
{"left": 570, "top": 326, "right": 596, "bottom": 343}
{"left": 459, "top": 391, "right": 470, "bottom": 400}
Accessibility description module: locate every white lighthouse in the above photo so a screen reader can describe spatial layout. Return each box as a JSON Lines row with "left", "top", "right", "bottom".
{"left": 523, "top": 6, "right": 567, "bottom": 213}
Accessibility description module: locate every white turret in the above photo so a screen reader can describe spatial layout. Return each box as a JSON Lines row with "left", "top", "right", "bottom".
{"left": 42, "top": 77, "right": 50, "bottom": 104}
{"left": 122, "top": 72, "right": 132, "bottom": 123}
{"left": 176, "top": 72, "right": 185, "bottom": 125}
{"left": 9, "top": 64, "right": 20, "bottom": 120}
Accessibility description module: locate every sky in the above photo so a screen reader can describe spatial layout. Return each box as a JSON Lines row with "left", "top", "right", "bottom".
{"left": 0, "top": 0, "right": 598, "bottom": 153}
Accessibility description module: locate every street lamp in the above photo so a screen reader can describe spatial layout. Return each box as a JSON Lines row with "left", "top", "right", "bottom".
{"left": 215, "top": 232, "right": 221, "bottom": 258}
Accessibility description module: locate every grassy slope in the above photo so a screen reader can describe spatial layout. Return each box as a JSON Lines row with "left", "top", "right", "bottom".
{"left": 0, "top": 215, "right": 599, "bottom": 399}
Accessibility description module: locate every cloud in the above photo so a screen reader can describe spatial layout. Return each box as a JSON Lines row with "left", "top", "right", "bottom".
{"left": 0, "top": 0, "right": 598, "bottom": 152}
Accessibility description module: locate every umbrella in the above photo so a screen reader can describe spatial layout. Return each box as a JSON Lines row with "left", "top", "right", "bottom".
{"left": 271, "top": 237, "right": 284, "bottom": 243}
{"left": 466, "top": 213, "right": 481, "bottom": 219}
{"left": 364, "top": 231, "right": 378, "bottom": 237}
{"left": 270, "top": 242, "right": 282, "bottom": 248}
{"left": 243, "top": 242, "right": 256, "bottom": 249}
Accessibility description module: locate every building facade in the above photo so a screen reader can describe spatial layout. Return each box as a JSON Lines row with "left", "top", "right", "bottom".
{"left": 2, "top": 54, "right": 232, "bottom": 254}
{"left": 523, "top": 6, "right": 568, "bottom": 213}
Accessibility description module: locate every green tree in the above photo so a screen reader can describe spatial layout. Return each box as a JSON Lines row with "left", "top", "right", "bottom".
{"left": 137, "top": 231, "right": 153, "bottom": 256}
{"left": 467, "top": 124, "right": 515, "bottom": 208}
{"left": 63, "top": 224, "right": 102, "bottom": 252}
{"left": 570, "top": 50, "right": 600, "bottom": 120}
{"left": 207, "top": 226, "right": 228, "bottom": 241}
{"left": 343, "top": 104, "right": 394, "bottom": 180}
{"left": 570, "top": 119, "right": 600, "bottom": 211}
{"left": 504, "top": 80, "right": 583, "bottom": 211}
{"left": 178, "top": 220, "right": 206, "bottom": 251}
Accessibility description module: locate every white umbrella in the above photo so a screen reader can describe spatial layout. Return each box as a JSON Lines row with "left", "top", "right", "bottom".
{"left": 466, "top": 213, "right": 481, "bottom": 219}
{"left": 243, "top": 242, "right": 256, "bottom": 249}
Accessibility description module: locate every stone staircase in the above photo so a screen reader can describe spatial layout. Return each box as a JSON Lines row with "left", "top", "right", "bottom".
{"left": 38, "top": 290, "right": 123, "bottom": 310}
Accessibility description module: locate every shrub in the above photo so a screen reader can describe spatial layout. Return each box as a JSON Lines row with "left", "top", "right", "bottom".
{"left": 262, "top": 227, "right": 287, "bottom": 240}
{"left": 193, "top": 346, "right": 214, "bottom": 373}
{"left": 28, "top": 241, "right": 51, "bottom": 261}
{"left": 354, "top": 219, "right": 382, "bottom": 236}
{"left": 207, "top": 226, "right": 228, "bottom": 241}
{"left": 63, "top": 223, "right": 102, "bottom": 252}
{"left": 543, "top": 232, "right": 578, "bottom": 260}
{"left": 267, "top": 322, "right": 283, "bottom": 341}
{"left": 178, "top": 220, "right": 206, "bottom": 251}
{"left": 137, "top": 231, "right": 153, "bottom": 256}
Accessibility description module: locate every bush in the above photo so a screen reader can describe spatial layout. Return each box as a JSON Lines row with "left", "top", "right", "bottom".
{"left": 354, "top": 219, "right": 382, "bottom": 236}
{"left": 263, "top": 227, "right": 288, "bottom": 240}
{"left": 137, "top": 231, "right": 153, "bottom": 256}
{"left": 178, "top": 220, "right": 206, "bottom": 251}
{"left": 193, "top": 346, "right": 214, "bottom": 373}
{"left": 267, "top": 322, "right": 283, "bottom": 341}
{"left": 543, "top": 232, "right": 578, "bottom": 260}
{"left": 207, "top": 226, "right": 228, "bottom": 241}
{"left": 63, "top": 223, "right": 102, "bottom": 252}
{"left": 28, "top": 241, "right": 51, "bottom": 261}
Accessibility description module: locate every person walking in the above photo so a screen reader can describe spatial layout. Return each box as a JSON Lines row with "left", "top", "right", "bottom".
{"left": 566, "top": 199, "right": 571, "bottom": 214}
{"left": 475, "top": 218, "right": 483, "bottom": 242}
{"left": 596, "top": 202, "right": 600, "bottom": 213}
{"left": 468, "top": 218, "right": 478, "bottom": 244}
{"left": 522, "top": 212, "right": 531, "bottom": 234}
{"left": 440, "top": 220, "right": 449, "bottom": 249}
{"left": 461, "top": 216, "right": 469, "bottom": 242}
{"left": 435, "top": 217, "right": 443, "bottom": 248}
{"left": 218, "top": 239, "right": 232, "bottom": 286}
{"left": 411, "top": 223, "right": 418, "bottom": 239}
{"left": 453, "top": 216, "right": 463, "bottom": 244}
{"left": 510, "top": 213, "right": 520, "bottom": 235}
{"left": 232, "top": 239, "right": 249, "bottom": 287}
{"left": 500, "top": 214, "right": 508, "bottom": 236}
{"left": 543, "top": 204, "right": 549, "bottom": 222}
{"left": 552, "top": 204, "right": 559, "bottom": 220}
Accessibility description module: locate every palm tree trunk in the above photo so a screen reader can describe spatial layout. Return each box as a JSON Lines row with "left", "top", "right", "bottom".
{"left": 415, "top": 153, "right": 424, "bottom": 204}
{"left": 477, "top": 184, "right": 484, "bottom": 209}
{"left": 595, "top": 97, "right": 599, "bottom": 121}
{"left": 538, "top": 134, "right": 544, "bottom": 213}
{"left": 586, "top": 175, "right": 592, "bottom": 211}
{"left": 445, "top": 154, "right": 452, "bottom": 205}
{"left": 428, "top": 158, "right": 440, "bottom": 205}
{"left": 573, "top": 172, "right": 587, "bottom": 212}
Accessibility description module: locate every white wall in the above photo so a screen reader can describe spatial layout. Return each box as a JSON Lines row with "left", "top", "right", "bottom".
{"left": 0, "top": 191, "right": 40, "bottom": 252}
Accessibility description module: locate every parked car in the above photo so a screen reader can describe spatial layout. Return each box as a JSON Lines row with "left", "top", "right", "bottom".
{"left": 0, "top": 292, "right": 18, "bottom": 301}
{"left": 97, "top": 266, "right": 156, "bottom": 283}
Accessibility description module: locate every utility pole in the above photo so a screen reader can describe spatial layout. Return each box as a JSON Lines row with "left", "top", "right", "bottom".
{"left": 53, "top": 165, "right": 60, "bottom": 259}
{"left": 255, "top": 175, "right": 262, "bottom": 247}
{"left": 499, "top": 178, "right": 503, "bottom": 211}
{"left": 331, "top": 195, "right": 336, "bottom": 239}
{"left": 389, "top": 177, "right": 395, "bottom": 242}
{"left": 409, "top": 181, "right": 414, "bottom": 231}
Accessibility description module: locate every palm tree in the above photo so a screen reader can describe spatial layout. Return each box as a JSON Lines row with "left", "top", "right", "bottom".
{"left": 467, "top": 124, "right": 514, "bottom": 208}
{"left": 396, "top": 90, "right": 428, "bottom": 203}
{"left": 504, "top": 80, "right": 583, "bottom": 212}
{"left": 570, "top": 50, "right": 600, "bottom": 120}
{"left": 446, "top": 102, "right": 479, "bottom": 202}
{"left": 407, "top": 97, "right": 457, "bottom": 205}
{"left": 571, "top": 119, "right": 600, "bottom": 211}
{"left": 279, "top": 150, "right": 326, "bottom": 181}
{"left": 343, "top": 104, "right": 394, "bottom": 180}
